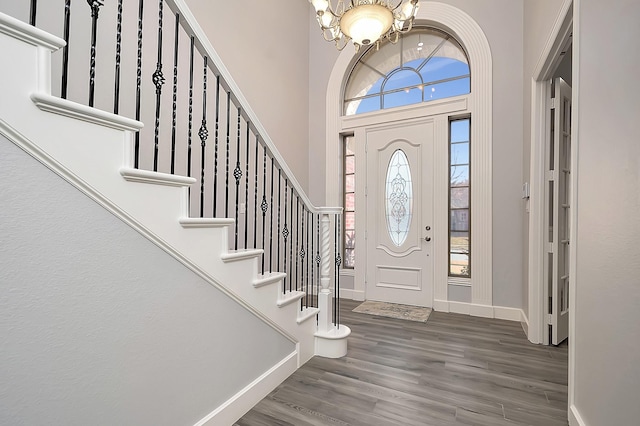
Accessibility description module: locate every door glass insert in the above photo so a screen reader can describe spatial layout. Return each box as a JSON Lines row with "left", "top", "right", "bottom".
{"left": 385, "top": 149, "right": 413, "bottom": 246}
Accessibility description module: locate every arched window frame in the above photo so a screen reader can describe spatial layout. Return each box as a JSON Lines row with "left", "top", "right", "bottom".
{"left": 343, "top": 27, "right": 471, "bottom": 115}
{"left": 325, "top": 2, "right": 493, "bottom": 311}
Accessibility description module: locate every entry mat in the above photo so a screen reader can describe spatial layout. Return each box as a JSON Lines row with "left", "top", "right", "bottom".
{"left": 352, "top": 300, "right": 432, "bottom": 323}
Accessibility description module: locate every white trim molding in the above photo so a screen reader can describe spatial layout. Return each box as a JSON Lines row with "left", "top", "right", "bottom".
{"left": 569, "top": 404, "right": 586, "bottom": 426}
{"left": 434, "top": 300, "right": 526, "bottom": 323}
{"left": 193, "top": 351, "right": 298, "bottom": 426}
{"left": 339, "top": 288, "right": 365, "bottom": 301}
{"left": 568, "top": 0, "right": 579, "bottom": 421}
{"left": 325, "top": 2, "right": 492, "bottom": 308}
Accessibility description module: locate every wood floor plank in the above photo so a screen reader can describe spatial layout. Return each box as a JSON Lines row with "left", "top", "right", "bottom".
{"left": 236, "top": 299, "right": 569, "bottom": 425}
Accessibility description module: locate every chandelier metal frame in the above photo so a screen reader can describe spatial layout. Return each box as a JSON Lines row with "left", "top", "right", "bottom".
{"left": 310, "top": 0, "right": 420, "bottom": 51}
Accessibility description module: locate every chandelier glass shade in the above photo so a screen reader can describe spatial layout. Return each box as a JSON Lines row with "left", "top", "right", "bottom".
{"left": 310, "top": 0, "right": 420, "bottom": 51}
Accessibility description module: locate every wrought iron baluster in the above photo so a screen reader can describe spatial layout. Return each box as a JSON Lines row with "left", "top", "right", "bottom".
{"left": 29, "top": 0, "right": 37, "bottom": 26}
{"left": 244, "top": 123, "right": 250, "bottom": 249}
{"left": 187, "top": 36, "right": 194, "bottom": 179}
{"left": 305, "top": 208, "right": 309, "bottom": 307}
{"left": 309, "top": 212, "right": 316, "bottom": 307}
{"left": 213, "top": 75, "right": 220, "bottom": 217}
{"left": 225, "top": 92, "right": 231, "bottom": 218}
{"left": 300, "top": 205, "right": 306, "bottom": 309}
{"left": 87, "top": 0, "right": 103, "bottom": 108}
{"left": 289, "top": 187, "right": 294, "bottom": 292}
{"left": 134, "top": 0, "right": 143, "bottom": 168}
{"left": 269, "top": 158, "right": 275, "bottom": 272}
{"left": 335, "top": 214, "right": 342, "bottom": 327}
{"left": 152, "top": 0, "right": 166, "bottom": 171}
{"left": 170, "top": 12, "right": 179, "bottom": 174}
{"left": 260, "top": 147, "right": 268, "bottom": 275}
{"left": 282, "top": 179, "right": 289, "bottom": 292}
{"left": 198, "top": 57, "right": 208, "bottom": 217}
{"left": 61, "top": 0, "right": 71, "bottom": 99}
{"left": 113, "top": 0, "right": 123, "bottom": 114}
{"left": 316, "top": 214, "right": 321, "bottom": 309}
{"left": 277, "top": 168, "right": 282, "bottom": 286}
{"left": 253, "top": 135, "right": 259, "bottom": 248}
{"left": 233, "top": 107, "right": 242, "bottom": 249}
{"left": 295, "top": 195, "right": 299, "bottom": 292}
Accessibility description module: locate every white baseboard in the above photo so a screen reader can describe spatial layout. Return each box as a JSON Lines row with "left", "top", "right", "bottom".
{"left": 494, "top": 306, "right": 523, "bottom": 322}
{"left": 569, "top": 404, "right": 586, "bottom": 426}
{"left": 194, "top": 351, "right": 298, "bottom": 426}
{"left": 469, "top": 303, "right": 494, "bottom": 318}
{"left": 433, "top": 299, "right": 526, "bottom": 323}
{"left": 449, "top": 301, "right": 471, "bottom": 315}
{"left": 520, "top": 310, "right": 530, "bottom": 338}
{"left": 340, "top": 288, "right": 365, "bottom": 301}
{"left": 433, "top": 299, "right": 450, "bottom": 312}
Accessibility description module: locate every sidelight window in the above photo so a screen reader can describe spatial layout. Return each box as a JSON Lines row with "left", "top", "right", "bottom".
{"left": 449, "top": 118, "right": 470, "bottom": 277}
{"left": 343, "top": 136, "right": 356, "bottom": 268}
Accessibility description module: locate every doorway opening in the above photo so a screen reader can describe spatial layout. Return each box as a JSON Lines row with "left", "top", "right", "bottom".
{"left": 528, "top": 2, "right": 573, "bottom": 347}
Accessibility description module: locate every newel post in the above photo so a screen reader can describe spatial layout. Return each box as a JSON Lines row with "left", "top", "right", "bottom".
{"left": 314, "top": 207, "right": 351, "bottom": 358}
{"left": 317, "top": 211, "right": 333, "bottom": 333}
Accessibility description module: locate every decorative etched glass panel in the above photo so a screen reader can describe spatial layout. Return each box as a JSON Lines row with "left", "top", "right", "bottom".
{"left": 385, "top": 149, "right": 413, "bottom": 246}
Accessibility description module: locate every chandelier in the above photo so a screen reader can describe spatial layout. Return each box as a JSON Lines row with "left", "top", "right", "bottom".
{"left": 310, "top": 0, "right": 420, "bottom": 51}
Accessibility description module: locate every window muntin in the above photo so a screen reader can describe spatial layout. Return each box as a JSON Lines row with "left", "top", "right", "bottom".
{"left": 343, "top": 136, "right": 355, "bottom": 268}
{"left": 385, "top": 149, "right": 413, "bottom": 247}
{"left": 449, "top": 118, "right": 470, "bottom": 277}
{"left": 344, "top": 28, "right": 470, "bottom": 116}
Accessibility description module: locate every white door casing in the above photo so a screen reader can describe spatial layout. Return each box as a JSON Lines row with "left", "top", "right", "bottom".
{"left": 328, "top": 3, "right": 492, "bottom": 311}
{"left": 526, "top": 0, "right": 572, "bottom": 346}
{"left": 365, "top": 121, "right": 434, "bottom": 307}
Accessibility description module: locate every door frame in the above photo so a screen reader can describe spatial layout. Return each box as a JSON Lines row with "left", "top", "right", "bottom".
{"left": 527, "top": 0, "right": 573, "bottom": 345}
{"left": 325, "top": 2, "right": 493, "bottom": 312}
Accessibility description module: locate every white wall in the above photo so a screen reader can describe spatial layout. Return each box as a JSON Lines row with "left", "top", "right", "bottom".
{"left": 308, "top": 7, "right": 340, "bottom": 206}
{"left": 572, "top": 1, "right": 640, "bottom": 424}
{"left": 446, "top": 0, "right": 525, "bottom": 309}
{"left": 0, "top": 135, "right": 295, "bottom": 425}
{"left": 183, "top": 0, "right": 311, "bottom": 194}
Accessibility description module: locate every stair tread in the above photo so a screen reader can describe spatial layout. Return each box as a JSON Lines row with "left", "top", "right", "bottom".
{"left": 253, "top": 272, "right": 287, "bottom": 288}
{"left": 179, "top": 217, "right": 235, "bottom": 228}
{"left": 120, "top": 167, "right": 196, "bottom": 187}
{"left": 277, "top": 290, "right": 305, "bottom": 307}
{"left": 221, "top": 249, "right": 263, "bottom": 262}
{"left": 297, "top": 307, "right": 320, "bottom": 324}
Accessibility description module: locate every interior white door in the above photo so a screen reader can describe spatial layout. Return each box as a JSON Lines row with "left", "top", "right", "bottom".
{"left": 548, "top": 77, "right": 572, "bottom": 345}
{"left": 365, "top": 121, "right": 433, "bottom": 307}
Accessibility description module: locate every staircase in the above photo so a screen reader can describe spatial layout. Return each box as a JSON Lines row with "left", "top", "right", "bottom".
{"left": 0, "top": 4, "right": 348, "bottom": 425}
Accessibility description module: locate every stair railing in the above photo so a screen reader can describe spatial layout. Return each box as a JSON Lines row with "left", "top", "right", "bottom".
{"left": 9, "top": 0, "right": 343, "bottom": 329}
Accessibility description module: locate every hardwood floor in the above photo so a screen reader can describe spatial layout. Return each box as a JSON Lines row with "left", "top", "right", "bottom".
{"left": 235, "top": 299, "right": 568, "bottom": 426}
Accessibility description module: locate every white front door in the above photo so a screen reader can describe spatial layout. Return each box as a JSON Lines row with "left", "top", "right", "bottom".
{"left": 365, "top": 120, "right": 434, "bottom": 307}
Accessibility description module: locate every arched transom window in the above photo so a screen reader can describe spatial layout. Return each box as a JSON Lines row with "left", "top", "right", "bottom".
{"left": 344, "top": 28, "right": 470, "bottom": 115}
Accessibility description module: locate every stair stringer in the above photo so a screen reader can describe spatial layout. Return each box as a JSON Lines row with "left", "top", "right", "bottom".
{"left": 0, "top": 12, "right": 320, "bottom": 371}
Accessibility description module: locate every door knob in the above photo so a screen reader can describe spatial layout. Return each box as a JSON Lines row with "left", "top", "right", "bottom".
{"left": 424, "top": 236, "right": 431, "bottom": 242}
